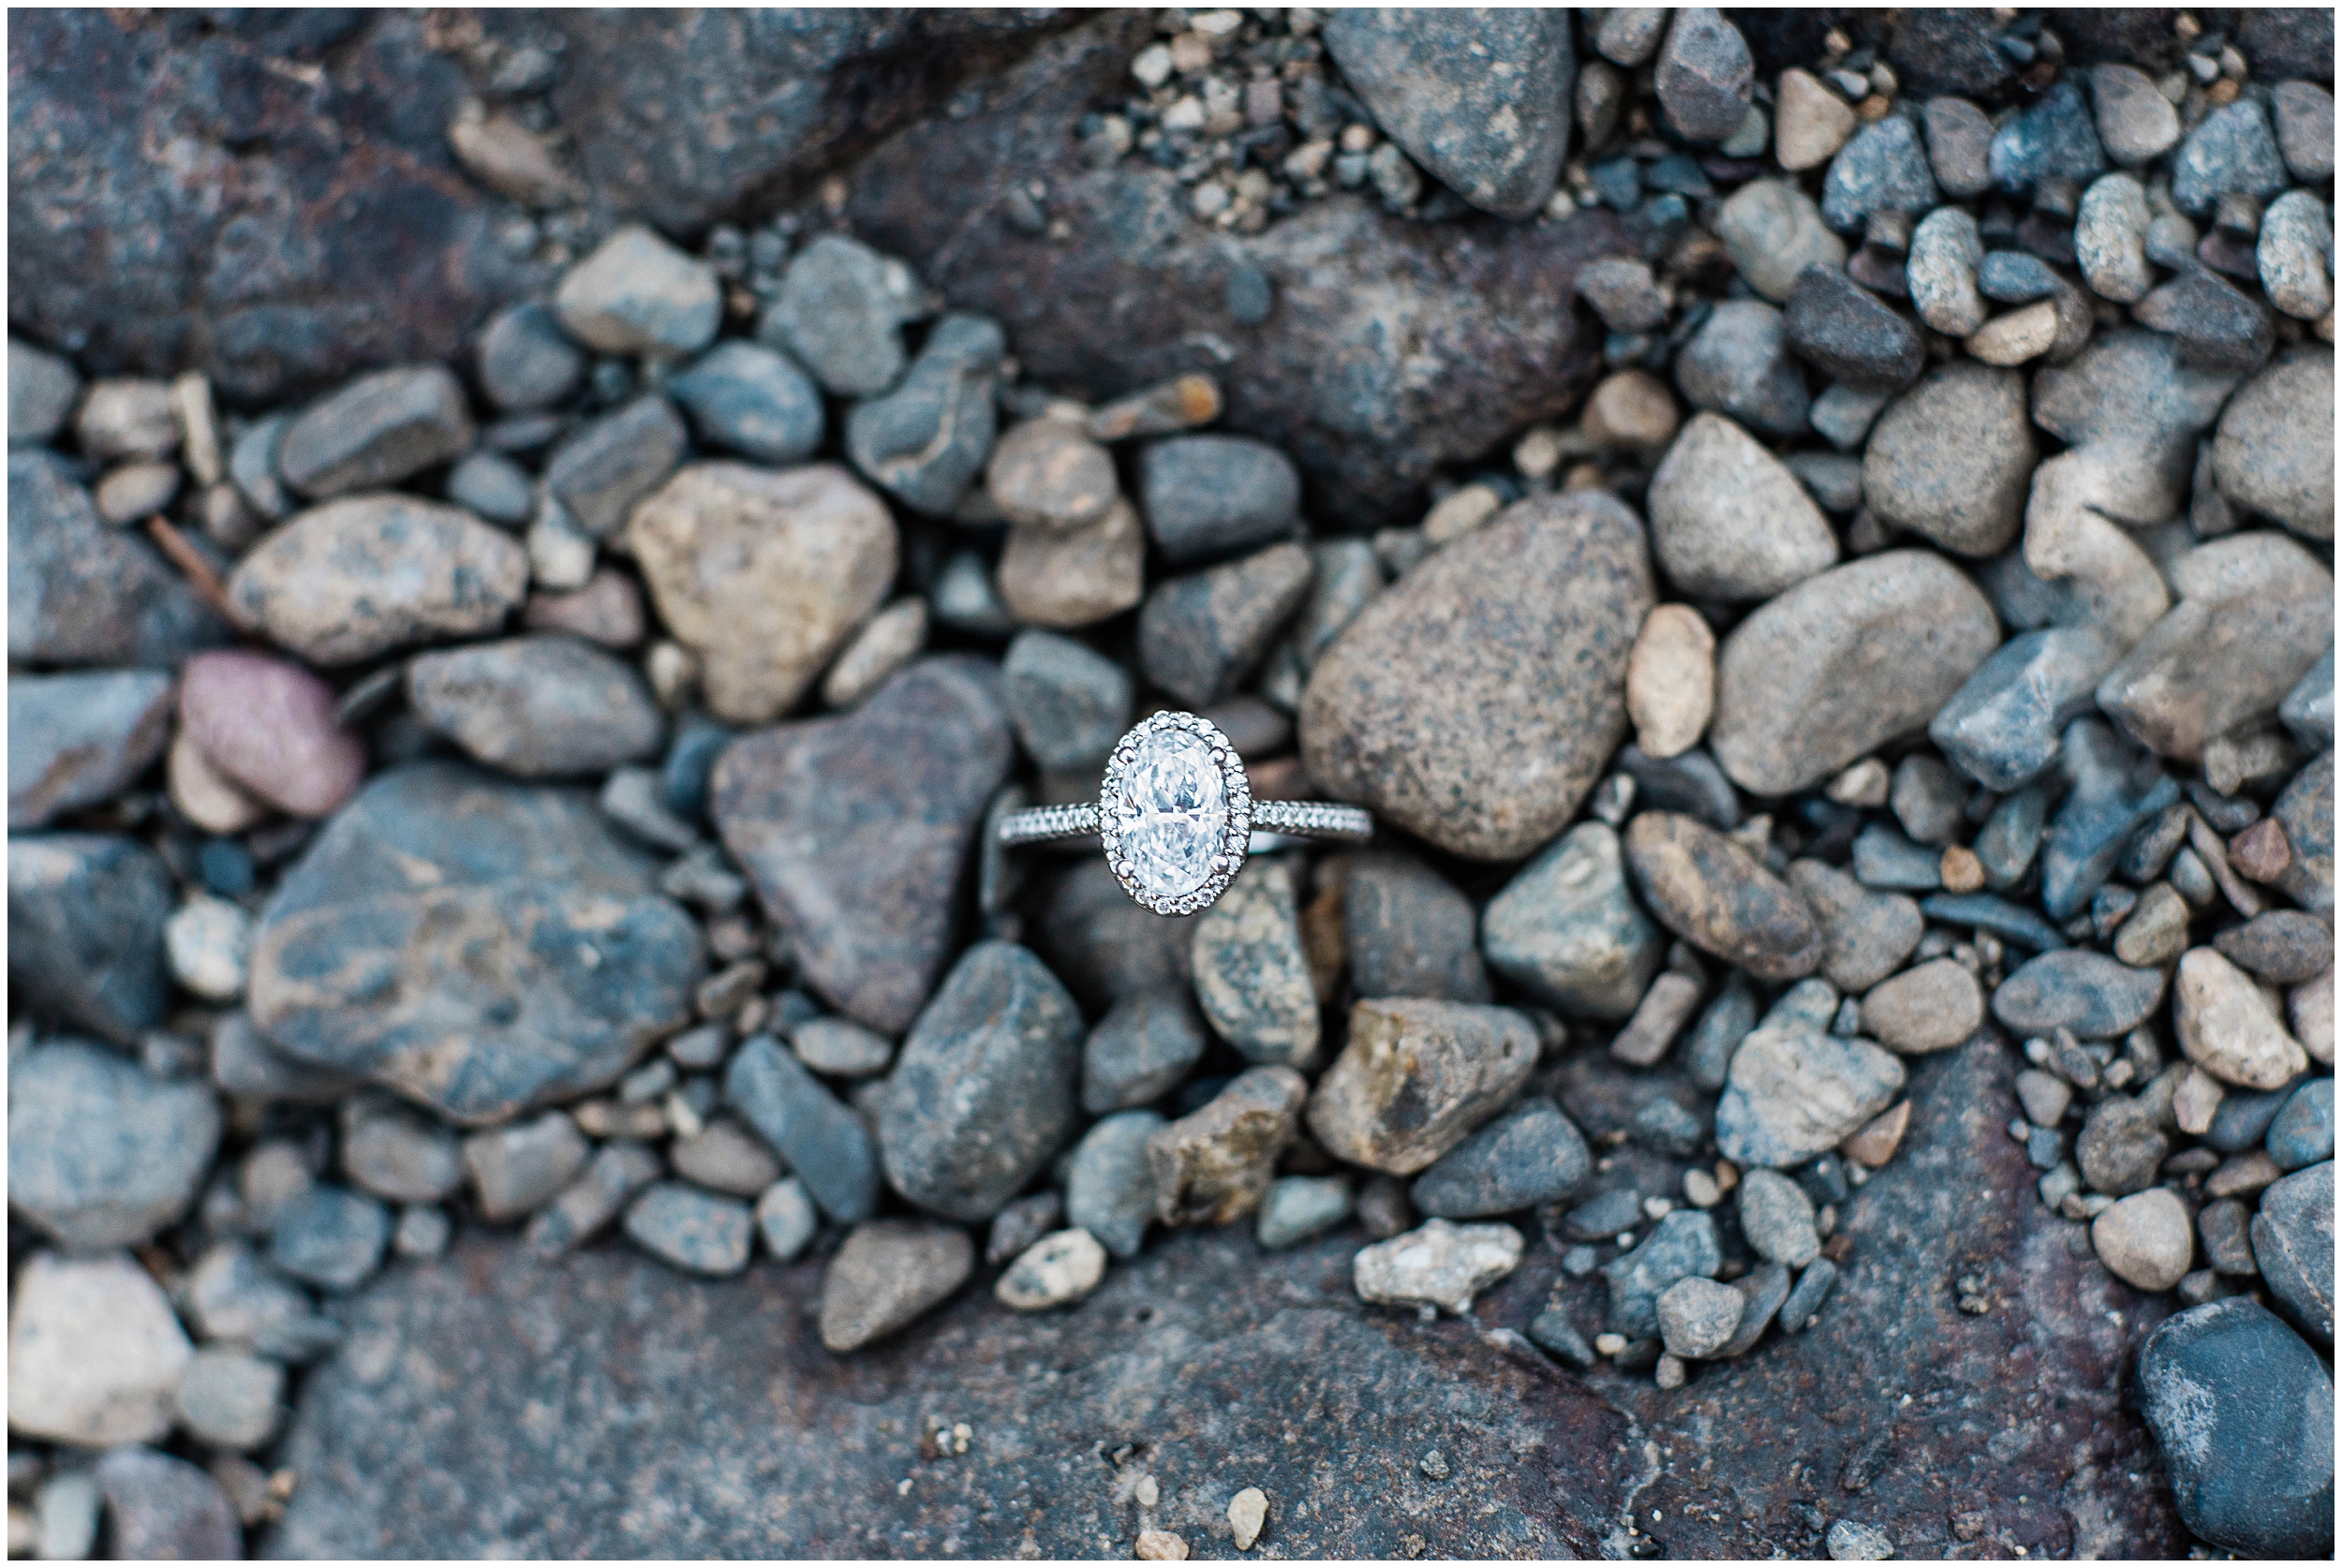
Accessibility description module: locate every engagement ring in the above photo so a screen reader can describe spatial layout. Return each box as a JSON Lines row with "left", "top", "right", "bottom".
{"left": 996, "top": 710, "right": 1374, "bottom": 914}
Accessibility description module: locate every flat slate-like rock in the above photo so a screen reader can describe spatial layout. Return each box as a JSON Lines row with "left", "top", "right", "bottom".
{"left": 1301, "top": 492, "right": 1653, "bottom": 861}
{"left": 713, "top": 658, "right": 1012, "bottom": 1034}
{"left": 247, "top": 762, "right": 704, "bottom": 1125}
{"left": 8, "top": 833, "right": 173, "bottom": 1043}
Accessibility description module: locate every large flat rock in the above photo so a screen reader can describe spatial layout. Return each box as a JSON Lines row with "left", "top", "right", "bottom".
{"left": 268, "top": 1040, "right": 2185, "bottom": 1558}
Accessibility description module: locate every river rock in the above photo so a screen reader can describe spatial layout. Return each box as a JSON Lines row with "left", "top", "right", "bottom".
{"left": 878, "top": 941, "right": 1081, "bottom": 1221}
{"left": 1066, "top": 1110, "right": 1162, "bottom": 1258}
{"left": 1321, "top": 9, "right": 1572, "bottom": 218}
{"left": 1905, "top": 204, "right": 1987, "bottom": 334}
{"left": 1623, "top": 810, "right": 1820, "bottom": 980}
{"left": 762, "top": 233, "right": 928, "bottom": 399}
{"left": 1993, "top": 949, "right": 2168, "bottom": 1042}
{"left": 1483, "top": 821, "right": 1666, "bottom": 1019}
{"left": 1355, "top": 1218, "right": 1524, "bottom": 1316}
{"left": 2212, "top": 347, "right": 2332, "bottom": 541}
{"left": 1784, "top": 264, "right": 1924, "bottom": 392}
{"left": 1148, "top": 1065, "right": 1308, "bottom": 1225}
{"left": 2096, "top": 532, "right": 2334, "bottom": 763}
{"left": 1821, "top": 115, "right": 1939, "bottom": 233}
{"left": 477, "top": 303, "right": 585, "bottom": 413}
{"left": 1601, "top": 1209, "right": 1721, "bottom": 1337}
{"left": 2255, "top": 1161, "right": 2335, "bottom": 1348}
{"left": 7, "top": 669, "right": 173, "bottom": 829}
{"left": 2170, "top": 99, "right": 2288, "bottom": 217}
{"left": 1407, "top": 1097, "right": 1590, "bottom": 1219}
{"left": 1136, "top": 435, "right": 1300, "bottom": 564}
{"left": 1710, "top": 551, "right": 1998, "bottom": 795}
{"left": 8, "top": 1039, "right": 220, "bottom": 1248}
{"left": 1082, "top": 989, "right": 1208, "bottom": 1115}
{"left": 2258, "top": 191, "right": 2334, "bottom": 323}
{"left": 845, "top": 313, "right": 1004, "bottom": 516}
{"left": 178, "top": 649, "right": 368, "bottom": 818}
{"left": 724, "top": 1035, "right": 881, "bottom": 1224}
{"left": 8, "top": 833, "right": 173, "bottom": 1043}
{"left": 997, "top": 497, "right": 1149, "bottom": 629}
{"left": 1861, "top": 362, "right": 2036, "bottom": 556}
{"left": 818, "top": 1220, "right": 974, "bottom": 1354}
{"left": 1192, "top": 858, "right": 1320, "bottom": 1068}
{"left": 6, "top": 1250, "right": 191, "bottom": 1447}
{"left": 228, "top": 495, "right": 528, "bottom": 666}
{"left": 1647, "top": 413, "right": 1838, "bottom": 600}
{"left": 713, "top": 657, "right": 1011, "bottom": 1033}
{"left": 407, "top": 634, "right": 663, "bottom": 778}
{"left": 1672, "top": 300, "right": 1810, "bottom": 437}
{"left": 1786, "top": 859, "right": 1924, "bottom": 993}
{"left": 628, "top": 461, "right": 897, "bottom": 725}
{"left": 1307, "top": 998, "right": 1537, "bottom": 1175}
{"left": 553, "top": 224, "right": 720, "bottom": 359}
{"left": 2075, "top": 172, "right": 2154, "bottom": 303}
{"left": 1928, "top": 629, "right": 2120, "bottom": 791}
{"left": 1860, "top": 958, "right": 1984, "bottom": 1054}
{"left": 1713, "top": 1028, "right": 1905, "bottom": 1168}
{"left": 1653, "top": 8, "right": 1752, "bottom": 142}
{"left": 1712, "top": 179, "right": 1846, "bottom": 304}
{"left": 247, "top": 762, "right": 704, "bottom": 1124}
{"left": 2173, "top": 947, "right": 2311, "bottom": 1090}
{"left": 1301, "top": 492, "right": 1653, "bottom": 860}
{"left": 1137, "top": 540, "right": 1312, "bottom": 707}
{"left": 9, "top": 451, "right": 229, "bottom": 668}
{"left": 670, "top": 341, "right": 826, "bottom": 466}
{"left": 278, "top": 363, "right": 474, "bottom": 498}
{"left": 1343, "top": 851, "right": 1491, "bottom": 1004}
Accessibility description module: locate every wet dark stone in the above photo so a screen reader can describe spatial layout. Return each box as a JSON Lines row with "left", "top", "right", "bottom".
{"left": 7, "top": 833, "right": 172, "bottom": 1043}
{"left": 724, "top": 1034, "right": 881, "bottom": 1225}
{"left": 1991, "top": 950, "right": 2166, "bottom": 1041}
{"left": 1784, "top": 264, "right": 1924, "bottom": 392}
{"left": 8, "top": 451, "right": 230, "bottom": 669}
{"left": 1343, "top": 851, "right": 1492, "bottom": 1004}
{"left": 1407, "top": 1098, "right": 1592, "bottom": 1220}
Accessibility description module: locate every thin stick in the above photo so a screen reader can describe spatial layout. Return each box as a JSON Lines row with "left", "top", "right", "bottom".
{"left": 146, "top": 515, "right": 251, "bottom": 632}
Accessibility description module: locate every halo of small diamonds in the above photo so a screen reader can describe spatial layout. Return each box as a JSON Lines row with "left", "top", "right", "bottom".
{"left": 1097, "top": 710, "right": 1252, "bottom": 915}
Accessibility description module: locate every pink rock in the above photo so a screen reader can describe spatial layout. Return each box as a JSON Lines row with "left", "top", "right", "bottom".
{"left": 522, "top": 569, "right": 646, "bottom": 648}
{"left": 178, "top": 649, "right": 367, "bottom": 819}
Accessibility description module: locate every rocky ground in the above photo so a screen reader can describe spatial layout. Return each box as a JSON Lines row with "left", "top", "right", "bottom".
{"left": 6, "top": 6, "right": 2335, "bottom": 1561}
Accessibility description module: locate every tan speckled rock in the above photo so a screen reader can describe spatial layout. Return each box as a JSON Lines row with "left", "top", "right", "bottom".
{"left": 997, "top": 497, "right": 1147, "bottom": 629}
{"left": 1861, "top": 362, "right": 2037, "bottom": 556}
{"left": 2091, "top": 1189, "right": 2192, "bottom": 1292}
{"left": 628, "top": 462, "right": 897, "bottom": 726}
{"left": 1623, "top": 811, "right": 1822, "bottom": 981}
{"left": 1860, "top": 957, "right": 1984, "bottom": 1054}
{"left": 1646, "top": 413, "right": 1838, "bottom": 601}
{"left": 1300, "top": 493, "right": 1653, "bottom": 860}
{"left": 1625, "top": 604, "right": 1716, "bottom": 760}
{"left": 1710, "top": 550, "right": 1998, "bottom": 796}
{"left": 1147, "top": 1065, "right": 1308, "bottom": 1226}
{"left": 2174, "top": 947, "right": 2311, "bottom": 1089}
{"left": 1306, "top": 998, "right": 1538, "bottom": 1175}
{"left": 228, "top": 496, "right": 527, "bottom": 666}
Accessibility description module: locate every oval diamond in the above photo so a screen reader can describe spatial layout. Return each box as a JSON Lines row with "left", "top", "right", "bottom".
{"left": 1105, "top": 725, "right": 1229, "bottom": 904}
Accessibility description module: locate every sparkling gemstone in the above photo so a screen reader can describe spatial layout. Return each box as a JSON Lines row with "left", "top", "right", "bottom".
{"left": 1106, "top": 726, "right": 1230, "bottom": 903}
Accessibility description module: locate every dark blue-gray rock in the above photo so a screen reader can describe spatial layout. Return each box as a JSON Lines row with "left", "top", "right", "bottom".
{"left": 2268, "top": 1080, "right": 2335, "bottom": 1172}
{"left": 1302, "top": 494, "right": 1653, "bottom": 859}
{"left": 1976, "top": 784, "right": 2053, "bottom": 887}
{"left": 2211, "top": 1079, "right": 2306, "bottom": 1158}
{"left": 1614, "top": 744, "right": 1742, "bottom": 830}
{"left": 9, "top": 336, "right": 80, "bottom": 443}
{"left": 1564, "top": 1187, "right": 1643, "bottom": 1241}
{"left": 1820, "top": 115, "right": 1939, "bottom": 233}
{"left": 1082, "top": 988, "right": 1208, "bottom": 1115}
{"left": 1929, "top": 629, "right": 2119, "bottom": 791}
{"left": 1408, "top": 1098, "right": 1591, "bottom": 1219}
{"left": 1992, "top": 950, "right": 2166, "bottom": 1041}
{"left": 2170, "top": 99, "right": 2289, "bottom": 219}
{"left": 1321, "top": 9, "right": 1573, "bottom": 219}
{"left": 1255, "top": 1174, "right": 1353, "bottom": 1250}
{"left": 1344, "top": 851, "right": 1491, "bottom": 1004}
{"left": 211, "top": 1010, "right": 366, "bottom": 1104}
{"left": 2039, "top": 717, "right": 2181, "bottom": 921}
{"left": 1653, "top": 8, "right": 1753, "bottom": 142}
{"left": 7, "top": 668, "right": 174, "bottom": 829}
{"left": 407, "top": 634, "right": 664, "bottom": 778}
{"left": 1483, "top": 821, "right": 1665, "bottom": 1020}
{"left": 2271, "top": 752, "right": 2334, "bottom": 918}
{"left": 1034, "top": 858, "right": 1196, "bottom": 1010}
{"left": 478, "top": 302, "right": 586, "bottom": 413}
{"left": 1977, "top": 249, "right": 2060, "bottom": 304}
{"left": 1001, "top": 628, "right": 1131, "bottom": 772}
{"left": 1788, "top": 860, "right": 1923, "bottom": 995}
{"left": 1672, "top": 301, "right": 1810, "bottom": 438}
{"left": 669, "top": 340, "right": 825, "bottom": 466}
{"left": 1988, "top": 80, "right": 2106, "bottom": 195}
{"left": 1775, "top": 1254, "right": 1838, "bottom": 1333}
{"left": 96, "top": 1446, "right": 241, "bottom": 1561}
{"left": 2138, "top": 1297, "right": 2334, "bottom": 1556}
{"left": 2214, "top": 910, "right": 2335, "bottom": 985}
{"left": 1136, "top": 435, "right": 1301, "bottom": 565}
{"left": 1628, "top": 1097, "right": 1706, "bottom": 1159}
{"left": 8, "top": 451, "right": 230, "bottom": 668}
{"left": 1784, "top": 264, "right": 1924, "bottom": 393}
{"left": 1624, "top": 810, "right": 1822, "bottom": 981}
{"left": 623, "top": 1182, "right": 753, "bottom": 1277}
{"left": 2132, "top": 269, "right": 2275, "bottom": 377}
{"left": 1682, "top": 974, "right": 1758, "bottom": 1091}
{"left": 878, "top": 941, "right": 1082, "bottom": 1221}
{"left": 761, "top": 233, "right": 928, "bottom": 399}
{"left": 8, "top": 833, "right": 172, "bottom": 1043}
{"left": 446, "top": 450, "right": 532, "bottom": 526}
{"left": 2253, "top": 1161, "right": 2334, "bottom": 1348}
{"left": 247, "top": 762, "right": 704, "bottom": 1125}
{"left": 8, "top": 1039, "right": 220, "bottom": 1248}
{"left": 1065, "top": 1109, "right": 1163, "bottom": 1259}
{"left": 278, "top": 363, "right": 475, "bottom": 499}
{"left": 1922, "top": 894, "right": 2068, "bottom": 953}
{"left": 1139, "top": 540, "right": 1313, "bottom": 708}
{"left": 543, "top": 394, "right": 688, "bottom": 539}
{"left": 845, "top": 313, "right": 1004, "bottom": 516}
{"left": 271, "top": 1184, "right": 392, "bottom": 1292}
{"left": 1861, "top": 360, "right": 2037, "bottom": 557}
{"left": 1601, "top": 1208, "right": 1720, "bottom": 1337}
{"left": 714, "top": 657, "right": 1011, "bottom": 1032}
{"left": 723, "top": 1035, "right": 880, "bottom": 1225}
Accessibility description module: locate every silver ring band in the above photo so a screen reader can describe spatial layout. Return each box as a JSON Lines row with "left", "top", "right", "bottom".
{"left": 994, "top": 709, "right": 1375, "bottom": 914}
{"left": 996, "top": 797, "right": 1375, "bottom": 847}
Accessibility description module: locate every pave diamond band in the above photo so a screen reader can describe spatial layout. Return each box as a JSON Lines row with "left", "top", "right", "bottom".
{"left": 995, "top": 709, "right": 1374, "bottom": 914}
{"left": 995, "top": 798, "right": 1375, "bottom": 847}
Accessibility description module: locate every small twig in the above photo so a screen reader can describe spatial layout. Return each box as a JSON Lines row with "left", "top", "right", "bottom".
{"left": 146, "top": 514, "right": 252, "bottom": 632}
